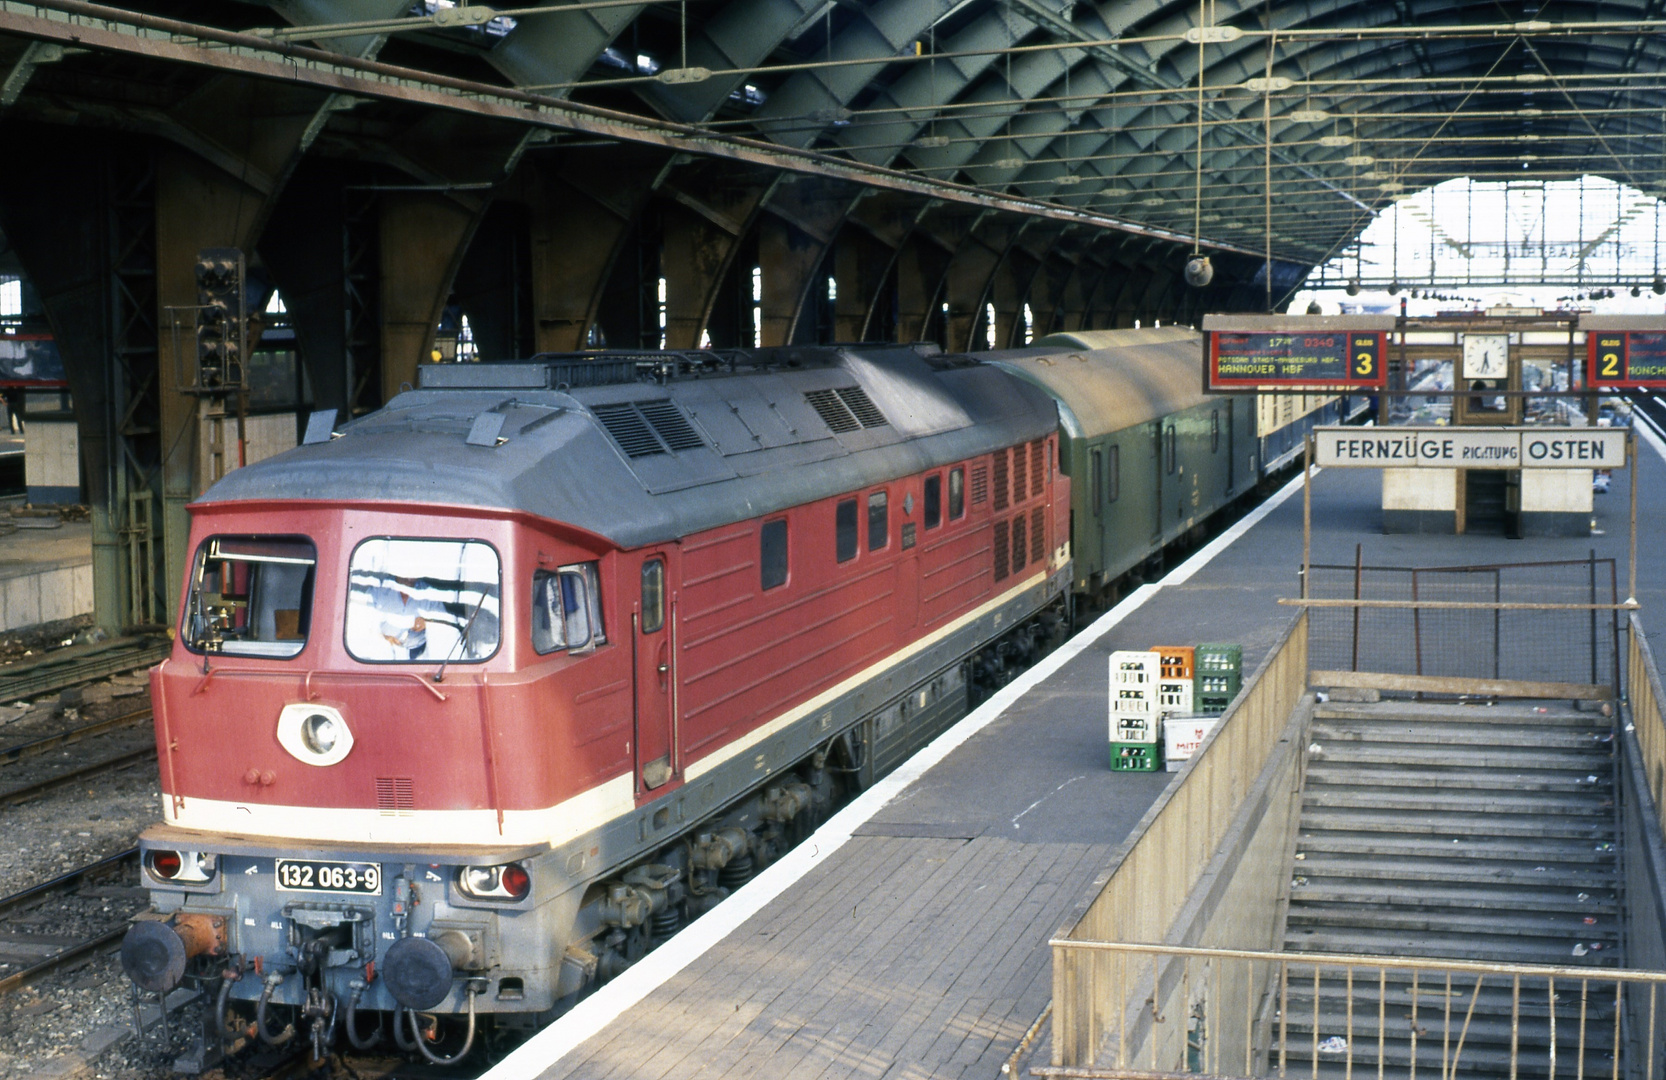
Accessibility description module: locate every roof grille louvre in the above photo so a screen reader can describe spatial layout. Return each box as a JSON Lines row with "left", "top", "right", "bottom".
{"left": 834, "top": 386, "right": 889, "bottom": 429}
{"left": 637, "top": 400, "right": 705, "bottom": 452}
{"left": 593, "top": 402, "right": 665, "bottom": 458}
{"left": 804, "top": 388, "right": 861, "bottom": 433}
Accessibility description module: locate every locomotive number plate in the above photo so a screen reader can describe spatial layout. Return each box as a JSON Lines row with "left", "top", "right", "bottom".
{"left": 275, "top": 859, "right": 382, "bottom": 895}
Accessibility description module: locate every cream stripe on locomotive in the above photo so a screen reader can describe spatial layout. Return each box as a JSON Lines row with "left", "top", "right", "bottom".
{"left": 162, "top": 570, "right": 1050, "bottom": 847}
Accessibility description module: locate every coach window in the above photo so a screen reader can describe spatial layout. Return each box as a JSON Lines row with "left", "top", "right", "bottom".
{"left": 640, "top": 559, "right": 665, "bottom": 633}
{"left": 868, "top": 491, "right": 888, "bottom": 551}
{"left": 1108, "top": 445, "right": 1121, "bottom": 502}
{"left": 924, "top": 475, "right": 942, "bottom": 529}
{"left": 184, "top": 536, "right": 316, "bottom": 659}
{"left": 761, "top": 520, "right": 788, "bottom": 590}
{"left": 1090, "top": 450, "right": 1103, "bottom": 515}
{"left": 346, "top": 538, "right": 501, "bottom": 663}
{"left": 836, "top": 498, "right": 858, "bottom": 562}
{"left": 1165, "top": 426, "right": 1177, "bottom": 475}
{"left": 949, "top": 466, "right": 965, "bottom": 520}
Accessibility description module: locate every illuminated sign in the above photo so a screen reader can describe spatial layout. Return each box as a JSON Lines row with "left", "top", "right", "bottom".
{"left": 1207, "top": 330, "right": 1388, "bottom": 390}
{"left": 1586, "top": 331, "right": 1666, "bottom": 388}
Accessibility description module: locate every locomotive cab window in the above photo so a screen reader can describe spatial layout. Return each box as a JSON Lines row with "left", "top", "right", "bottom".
{"left": 185, "top": 536, "right": 316, "bottom": 658}
{"left": 761, "top": 520, "right": 788, "bottom": 590}
{"left": 345, "top": 538, "right": 501, "bottom": 663}
{"left": 533, "top": 562, "right": 606, "bottom": 655}
{"left": 923, "top": 475, "right": 942, "bottom": 529}
{"left": 868, "top": 491, "right": 888, "bottom": 551}
{"left": 836, "top": 498, "right": 858, "bottom": 562}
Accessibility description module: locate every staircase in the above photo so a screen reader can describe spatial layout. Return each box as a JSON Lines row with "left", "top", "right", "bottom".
{"left": 1276, "top": 699, "right": 1622, "bottom": 1080}
{"left": 1464, "top": 470, "right": 1511, "bottom": 534}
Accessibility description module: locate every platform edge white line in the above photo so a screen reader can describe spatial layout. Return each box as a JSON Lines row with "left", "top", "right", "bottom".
{"left": 478, "top": 468, "right": 1309, "bottom": 1080}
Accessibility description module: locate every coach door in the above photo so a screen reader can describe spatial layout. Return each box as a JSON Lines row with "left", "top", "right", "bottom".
{"left": 633, "top": 551, "right": 678, "bottom": 795}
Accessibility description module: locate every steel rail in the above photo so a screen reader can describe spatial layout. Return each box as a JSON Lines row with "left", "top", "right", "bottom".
{"left": 0, "top": 706, "right": 152, "bottom": 767}
{"left": 0, "top": 847, "right": 139, "bottom": 996}
{"left": 0, "top": 636, "right": 167, "bottom": 704}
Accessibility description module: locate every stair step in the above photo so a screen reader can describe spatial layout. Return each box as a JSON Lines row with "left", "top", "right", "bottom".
{"left": 1283, "top": 880, "right": 1618, "bottom": 914}
{"left": 1284, "top": 902, "right": 1620, "bottom": 941}
{"left": 1298, "top": 808, "right": 1615, "bottom": 840}
{"left": 1303, "top": 764, "right": 1611, "bottom": 793}
{"left": 1294, "top": 832, "right": 1616, "bottom": 864}
{"left": 1303, "top": 789, "right": 1613, "bottom": 817}
{"left": 1305, "top": 744, "right": 1615, "bottom": 771}
{"left": 1314, "top": 702, "right": 1606, "bottom": 726}
{"left": 1267, "top": 1036, "right": 1615, "bottom": 1080}
{"left": 1310, "top": 722, "right": 1615, "bottom": 751}
{"left": 1281, "top": 979, "right": 1621, "bottom": 1021}
{"left": 1274, "top": 1013, "right": 1618, "bottom": 1053}
{"left": 1291, "top": 856, "right": 1618, "bottom": 889}
{"left": 1284, "top": 929, "right": 1620, "bottom": 967}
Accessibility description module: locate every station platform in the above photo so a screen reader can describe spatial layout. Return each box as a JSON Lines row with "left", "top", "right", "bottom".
{"left": 485, "top": 430, "right": 1666, "bottom": 1080}
{"left": 0, "top": 505, "right": 90, "bottom": 634}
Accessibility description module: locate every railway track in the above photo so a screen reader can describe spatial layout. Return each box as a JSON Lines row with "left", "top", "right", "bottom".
{"left": 0, "top": 705, "right": 156, "bottom": 807}
{"left": 0, "top": 847, "right": 143, "bottom": 996}
{"left": 0, "top": 633, "right": 168, "bottom": 704}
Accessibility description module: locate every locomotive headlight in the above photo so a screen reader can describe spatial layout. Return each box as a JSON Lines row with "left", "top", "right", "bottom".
{"left": 457, "top": 862, "right": 531, "bottom": 901}
{"left": 144, "top": 849, "right": 217, "bottom": 884}
{"left": 276, "top": 704, "right": 353, "bottom": 766}
{"left": 300, "top": 714, "right": 339, "bottom": 754}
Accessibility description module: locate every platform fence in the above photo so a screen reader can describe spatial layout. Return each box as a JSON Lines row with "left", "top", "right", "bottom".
{"left": 1038, "top": 940, "right": 1666, "bottom": 1080}
{"left": 1301, "top": 555, "right": 1624, "bottom": 698}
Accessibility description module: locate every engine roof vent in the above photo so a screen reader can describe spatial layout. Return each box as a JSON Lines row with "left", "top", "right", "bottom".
{"left": 592, "top": 400, "right": 706, "bottom": 458}
{"left": 804, "top": 385, "right": 888, "bottom": 434}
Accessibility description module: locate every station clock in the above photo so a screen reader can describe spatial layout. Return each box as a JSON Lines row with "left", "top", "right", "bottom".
{"left": 1461, "top": 333, "right": 1510, "bottom": 381}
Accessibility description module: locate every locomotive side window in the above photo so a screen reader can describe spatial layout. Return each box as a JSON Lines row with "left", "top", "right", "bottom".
{"left": 836, "top": 498, "right": 858, "bottom": 562}
{"left": 346, "top": 539, "right": 502, "bottom": 663}
{"left": 532, "top": 562, "right": 606, "bottom": 655}
{"left": 949, "top": 467, "right": 965, "bottom": 520}
{"left": 923, "top": 475, "right": 942, "bottom": 529}
{"left": 184, "top": 536, "right": 316, "bottom": 658}
{"left": 868, "top": 491, "right": 888, "bottom": 551}
{"left": 760, "top": 520, "right": 788, "bottom": 590}
{"left": 640, "top": 559, "right": 665, "bottom": 634}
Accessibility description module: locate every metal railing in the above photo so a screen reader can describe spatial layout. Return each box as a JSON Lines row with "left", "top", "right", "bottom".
{"left": 1051, "top": 612, "right": 1311, "bottom": 1068}
{"left": 1038, "top": 941, "right": 1666, "bottom": 1080}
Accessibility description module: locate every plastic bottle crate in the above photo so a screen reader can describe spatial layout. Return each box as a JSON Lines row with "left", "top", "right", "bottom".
{"left": 1149, "top": 645, "right": 1195, "bottom": 681}
{"left": 1195, "top": 692, "right": 1236, "bottom": 716}
{"left": 1196, "top": 672, "right": 1241, "bottom": 696}
{"left": 1157, "top": 678, "right": 1194, "bottom": 717}
{"left": 1195, "top": 643, "right": 1243, "bottom": 678}
{"left": 1110, "top": 651, "right": 1161, "bottom": 743}
{"left": 1111, "top": 741, "right": 1162, "bottom": 772}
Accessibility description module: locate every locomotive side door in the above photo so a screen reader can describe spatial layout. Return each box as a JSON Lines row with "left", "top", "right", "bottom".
{"left": 633, "top": 551, "right": 679, "bottom": 795}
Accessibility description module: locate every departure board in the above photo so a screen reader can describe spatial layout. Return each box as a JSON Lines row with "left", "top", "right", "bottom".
{"left": 1208, "top": 330, "right": 1388, "bottom": 390}
{"left": 1587, "top": 330, "right": 1666, "bottom": 387}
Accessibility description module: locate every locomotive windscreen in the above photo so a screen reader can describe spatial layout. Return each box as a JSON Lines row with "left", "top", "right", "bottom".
{"left": 185, "top": 536, "right": 317, "bottom": 658}
{"left": 345, "top": 538, "right": 501, "bottom": 664}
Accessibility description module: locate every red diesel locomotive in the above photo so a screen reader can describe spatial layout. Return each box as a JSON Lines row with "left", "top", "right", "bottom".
{"left": 119, "top": 344, "right": 1070, "bottom": 1061}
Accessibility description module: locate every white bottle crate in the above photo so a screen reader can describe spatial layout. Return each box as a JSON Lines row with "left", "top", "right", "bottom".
{"left": 1109, "top": 651, "right": 1161, "bottom": 743}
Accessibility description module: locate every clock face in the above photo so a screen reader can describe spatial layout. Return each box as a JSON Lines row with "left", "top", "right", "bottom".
{"left": 1463, "top": 334, "right": 1509, "bottom": 380}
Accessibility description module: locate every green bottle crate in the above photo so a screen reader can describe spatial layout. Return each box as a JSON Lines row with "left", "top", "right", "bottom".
{"left": 1110, "top": 741, "right": 1163, "bottom": 772}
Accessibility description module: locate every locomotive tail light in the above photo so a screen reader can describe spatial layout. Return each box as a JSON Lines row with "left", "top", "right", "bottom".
{"left": 276, "top": 703, "right": 353, "bottom": 766}
{"left": 144, "top": 849, "right": 217, "bottom": 884}
{"left": 456, "top": 862, "right": 531, "bottom": 901}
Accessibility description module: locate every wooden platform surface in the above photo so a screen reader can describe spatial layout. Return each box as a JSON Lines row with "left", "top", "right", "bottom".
{"left": 543, "top": 834, "right": 1111, "bottom": 1080}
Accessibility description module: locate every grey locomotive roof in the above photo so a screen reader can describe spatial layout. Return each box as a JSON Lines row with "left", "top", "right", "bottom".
{"left": 198, "top": 346, "right": 1058, "bottom": 550}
